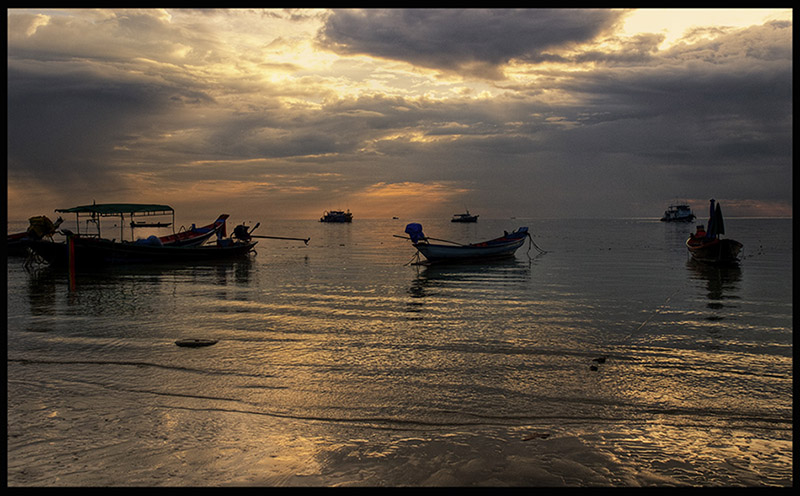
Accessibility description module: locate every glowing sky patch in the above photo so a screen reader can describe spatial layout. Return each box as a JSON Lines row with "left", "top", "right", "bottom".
{"left": 6, "top": 8, "right": 792, "bottom": 221}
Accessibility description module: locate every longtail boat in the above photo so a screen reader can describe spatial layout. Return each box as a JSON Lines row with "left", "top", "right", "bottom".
{"left": 6, "top": 215, "right": 63, "bottom": 257}
{"left": 28, "top": 235, "right": 256, "bottom": 268}
{"left": 686, "top": 199, "right": 742, "bottom": 265}
{"left": 24, "top": 204, "right": 256, "bottom": 269}
{"left": 157, "top": 214, "right": 229, "bottom": 247}
{"left": 400, "top": 223, "right": 530, "bottom": 263}
{"left": 9, "top": 212, "right": 227, "bottom": 257}
{"left": 7, "top": 231, "right": 29, "bottom": 256}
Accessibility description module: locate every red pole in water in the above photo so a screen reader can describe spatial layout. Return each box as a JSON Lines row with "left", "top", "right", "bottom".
{"left": 68, "top": 235, "right": 76, "bottom": 291}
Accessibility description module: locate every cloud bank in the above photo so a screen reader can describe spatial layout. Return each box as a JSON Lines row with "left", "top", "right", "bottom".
{"left": 6, "top": 9, "right": 793, "bottom": 221}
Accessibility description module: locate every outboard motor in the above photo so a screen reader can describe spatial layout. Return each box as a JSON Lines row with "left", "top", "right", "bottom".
{"left": 26, "top": 216, "right": 63, "bottom": 240}
{"left": 404, "top": 223, "right": 426, "bottom": 243}
{"left": 233, "top": 224, "right": 252, "bottom": 242}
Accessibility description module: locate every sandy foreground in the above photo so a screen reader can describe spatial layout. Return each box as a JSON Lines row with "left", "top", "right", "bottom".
{"left": 7, "top": 375, "right": 792, "bottom": 487}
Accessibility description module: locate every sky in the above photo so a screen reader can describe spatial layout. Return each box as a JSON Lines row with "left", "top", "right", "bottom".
{"left": 6, "top": 8, "right": 793, "bottom": 222}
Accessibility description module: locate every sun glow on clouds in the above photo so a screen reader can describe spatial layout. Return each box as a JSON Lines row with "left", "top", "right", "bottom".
{"left": 6, "top": 8, "right": 793, "bottom": 220}
{"left": 619, "top": 8, "right": 792, "bottom": 49}
{"left": 352, "top": 182, "right": 471, "bottom": 218}
{"left": 23, "top": 14, "right": 51, "bottom": 36}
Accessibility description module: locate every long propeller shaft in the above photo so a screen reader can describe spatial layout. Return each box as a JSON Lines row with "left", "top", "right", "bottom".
{"left": 250, "top": 235, "right": 310, "bottom": 245}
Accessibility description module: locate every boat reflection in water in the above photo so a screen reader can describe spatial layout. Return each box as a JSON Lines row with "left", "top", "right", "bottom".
{"left": 406, "top": 258, "right": 534, "bottom": 317}
{"left": 686, "top": 258, "right": 742, "bottom": 309}
{"left": 23, "top": 257, "right": 255, "bottom": 309}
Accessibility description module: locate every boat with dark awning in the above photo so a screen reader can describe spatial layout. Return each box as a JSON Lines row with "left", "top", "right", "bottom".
{"left": 686, "top": 199, "right": 742, "bottom": 265}
{"left": 25, "top": 203, "right": 256, "bottom": 269}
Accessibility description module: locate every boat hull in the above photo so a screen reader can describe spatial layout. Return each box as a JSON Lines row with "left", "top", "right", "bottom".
{"left": 414, "top": 230, "right": 527, "bottom": 263}
{"left": 686, "top": 237, "right": 743, "bottom": 265}
{"left": 660, "top": 215, "right": 695, "bottom": 222}
{"left": 28, "top": 237, "right": 257, "bottom": 268}
{"left": 451, "top": 214, "right": 478, "bottom": 222}
{"left": 158, "top": 214, "right": 229, "bottom": 247}
{"left": 7, "top": 232, "right": 30, "bottom": 257}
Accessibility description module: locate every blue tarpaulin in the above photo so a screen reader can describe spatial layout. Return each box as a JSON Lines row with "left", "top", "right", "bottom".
{"left": 405, "top": 223, "right": 426, "bottom": 243}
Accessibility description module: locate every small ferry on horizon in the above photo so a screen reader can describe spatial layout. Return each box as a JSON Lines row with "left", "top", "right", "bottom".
{"left": 451, "top": 210, "right": 478, "bottom": 223}
{"left": 660, "top": 203, "right": 695, "bottom": 222}
{"left": 320, "top": 209, "right": 353, "bottom": 223}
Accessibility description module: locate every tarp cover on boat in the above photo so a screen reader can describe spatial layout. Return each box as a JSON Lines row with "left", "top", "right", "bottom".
{"left": 405, "top": 223, "right": 426, "bottom": 243}
{"left": 55, "top": 203, "right": 174, "bottom": 216}
{"left": 705, "top": 199, "right": 725, "bottom": 239}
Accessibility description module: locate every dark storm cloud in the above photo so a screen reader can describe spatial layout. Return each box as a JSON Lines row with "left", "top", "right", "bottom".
{"left": 7, "top": 9, "right": 221, "bottom": 202}
{"left": 322, "top": 19, "right": 793, "bottom": 216}
{"left": 280, "top": 14, "right": 794, "bottom": 214}
{"left": 7, "top": 60, "right": 214, "bottom": 195}
{"left": 318, "top": 9, "right": 626, "bottom": 78}
{"left": 547, "top": 20, "right": 793, "bottom": 167}
{"left": 6, "top": 9, "right": 793, "bottom": 219}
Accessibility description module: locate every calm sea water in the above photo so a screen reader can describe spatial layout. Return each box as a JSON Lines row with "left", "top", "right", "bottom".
{"left": 6, "top": 217, "right": 793, "bottom": 486}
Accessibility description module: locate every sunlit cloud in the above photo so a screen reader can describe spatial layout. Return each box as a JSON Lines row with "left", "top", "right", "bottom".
{"left": 618, "top": 8, "right": 792, "bottom": 49}
{"left": 6, "top": 8, "right": 792, "bottom": 221}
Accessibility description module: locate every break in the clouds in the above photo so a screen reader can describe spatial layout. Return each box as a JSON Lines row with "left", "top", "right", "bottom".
{"left": 6, "top": 8, "right": 793, "bottom": 222}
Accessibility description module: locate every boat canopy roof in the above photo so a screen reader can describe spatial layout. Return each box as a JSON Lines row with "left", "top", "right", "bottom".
{"left": 56, "top": 203, "right": 174, "bottom": 217}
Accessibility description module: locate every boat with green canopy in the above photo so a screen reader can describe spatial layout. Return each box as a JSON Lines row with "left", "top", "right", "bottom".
{"left": 26, "top": 203, "right": 258, "bottom": 268}
{"left": 55, "top": 202, "right": 175, "bottom": 241}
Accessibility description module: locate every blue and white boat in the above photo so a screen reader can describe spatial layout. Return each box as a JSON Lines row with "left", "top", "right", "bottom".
{"left": 403, "top": 223, "right": 529, "bottom": 263}
{"left": 660, "top": 203, "right": 695, "bottom": 222}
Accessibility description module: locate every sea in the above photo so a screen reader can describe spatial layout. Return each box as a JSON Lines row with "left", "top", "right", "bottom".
{"left": 6, "top": 216, "right": 793, "bottom": 486}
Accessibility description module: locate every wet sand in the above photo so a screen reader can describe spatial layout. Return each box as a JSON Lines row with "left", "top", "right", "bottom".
{"left": 7, "top": 372, "right": 792, "bottom": 486}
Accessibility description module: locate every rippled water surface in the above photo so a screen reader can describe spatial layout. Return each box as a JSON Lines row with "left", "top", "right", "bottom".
{"left": 7, "top": 217, "right": 793, "bottom": 486}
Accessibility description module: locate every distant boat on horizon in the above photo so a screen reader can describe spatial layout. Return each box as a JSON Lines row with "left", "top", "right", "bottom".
{"left": 660, "top": 203, "right": 696, "bottom": 222}
{"left": 451, "top": 210, "right": 478, "bottom": 223}
{"left": 320, "top": 209, "right": 353, "bottom": 223}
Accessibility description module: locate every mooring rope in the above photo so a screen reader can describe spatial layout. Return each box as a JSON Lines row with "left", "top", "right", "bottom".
{"left": 586, "top": 283, "right": 687, "bottom": 371}
{"left": 404, "top": 250, "right": 423, "bottom": 266}
{"left": 525, "top": 231, "right": 548, "bottom": 258}
{"left": 23, "top": 248, "right": 48, "bottom": 271}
